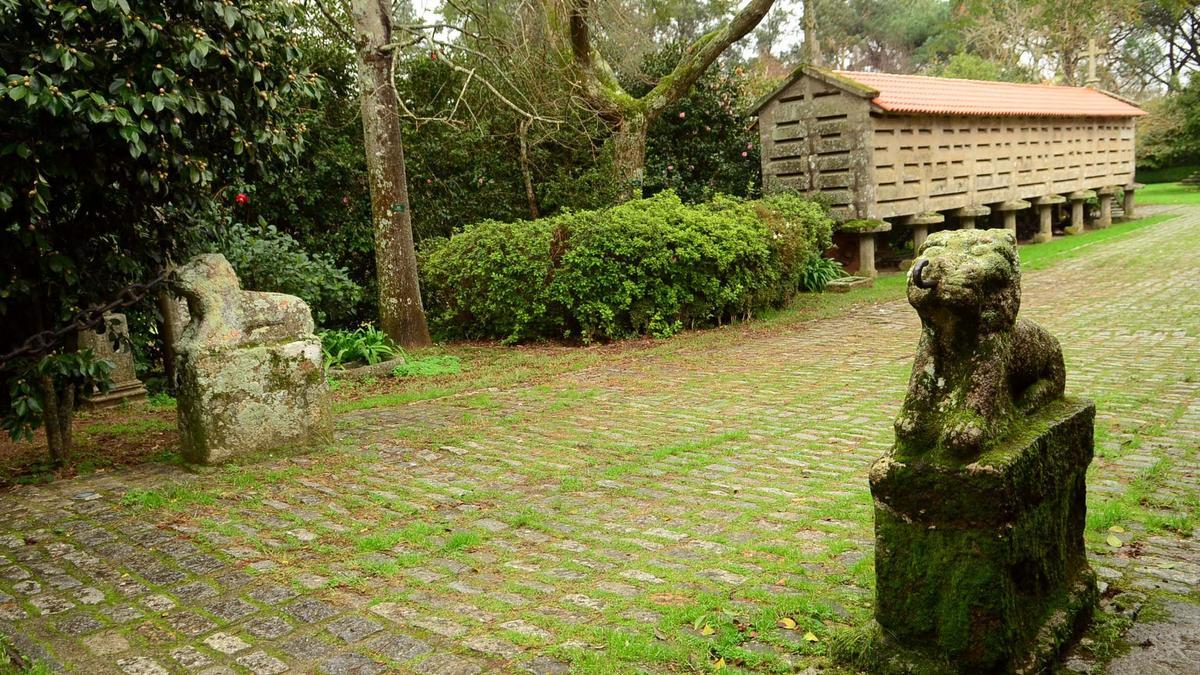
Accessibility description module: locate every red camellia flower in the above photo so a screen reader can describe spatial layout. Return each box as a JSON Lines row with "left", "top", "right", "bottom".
{"left": 235, "top": 192, "right": 249, "bottom": 206}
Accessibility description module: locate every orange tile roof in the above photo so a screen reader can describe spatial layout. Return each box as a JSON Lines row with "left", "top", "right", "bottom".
{"left": 832, "top": 70, "right": 1146, "bottom": 118}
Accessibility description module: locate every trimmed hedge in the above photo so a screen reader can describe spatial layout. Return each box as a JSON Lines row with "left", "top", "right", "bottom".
{"left": 420, "top": 191, "right": 834, "bottom": 343}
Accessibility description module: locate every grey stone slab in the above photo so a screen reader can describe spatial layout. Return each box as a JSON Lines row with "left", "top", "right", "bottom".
{"left": 319, "top": 652, "right": 385, "bottom": 674}
{"left": 246, "top": 614, "right": 295, "bottom": 640}
{"left": 170, "top": 645, "right": 214, "bottom": 670}
{"left": 285, "top": 597, "right": 339, "bottom": 623}
{"left": 248, "top": 583, "right": 298, "bottom": 605}
{"left": 280, "top": 635, "right": 336, "bottom": 660}
{"left": 366, "top": 633, "right": 432, "bottom": 661}
{"left": 236, "top": 650, "right": 289, "bottom": 674}
{"left": 463, "top": 635, "right": 521, "bottom": 658}
{"left": 203, "top": 631, "right": 252, "bottom": 654}
{"left": 54, "top": 612, "right": 104, "bottom": 635}
{"left": 326, "top": 614, "right": 383, "bottom": 643}
{"left": 166, "top": 610, "right": 217, "bottom": 636}
{"left": 206, "top": 597, "right": 259, "bottom": 622}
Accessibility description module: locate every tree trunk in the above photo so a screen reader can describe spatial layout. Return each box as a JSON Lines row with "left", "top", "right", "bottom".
{"left": 350, "top": 0, "right": 432, "bottom": 347}
{"left": 611, "top": 115, "right": 648, "bottom": 201}
{"left": 38, "top": 375, "right": 74, "bottom": 467}
{"left": 157, "top": 287, "right": 181, "bottom": 391}
{"left": 568, "top": 0, "right": 775, "bottom": 203}
{"left": 518, "top": 118, "right": 540, "bottom": 219}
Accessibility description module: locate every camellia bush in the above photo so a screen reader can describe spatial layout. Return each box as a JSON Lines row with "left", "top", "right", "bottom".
{"left": 0, "top": 0, "right": 319, "bottom": 464}
{"left": 420, "top": 191, "right": 835, "bottom": 343}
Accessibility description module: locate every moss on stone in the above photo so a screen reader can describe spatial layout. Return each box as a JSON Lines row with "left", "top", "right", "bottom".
{"left": 867, "top": 399, "right": 1097, "bottom": 672}
{"left": 839, "top": 218, "right": 891, "bottom": 234}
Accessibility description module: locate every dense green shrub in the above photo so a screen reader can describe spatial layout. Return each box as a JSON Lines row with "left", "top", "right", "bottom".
{"left": 421, "top": 191, "right": 834, "bottom": 343}
{"left": 210, "top": 218, "right": 362, "bottom": 327}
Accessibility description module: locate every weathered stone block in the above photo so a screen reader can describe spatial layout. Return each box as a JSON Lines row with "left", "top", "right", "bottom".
{"left": 77, "top": 313, "right": 147, "bottom": 408}
{"left": 172, "top": 254, "right": 331, "bottom": 464}
{"left": 864, "top": 229, "right": 1096, "bottom": 673}
{"left": 870, "top": 399, "right": 1097, "bottom": 672}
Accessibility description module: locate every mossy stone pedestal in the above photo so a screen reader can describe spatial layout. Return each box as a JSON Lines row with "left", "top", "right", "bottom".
{"left": 868, "top": 399, "right": 1098, "bottom": 673}
{"left": 172, "top": 254, "right": 332, "bottom": 465}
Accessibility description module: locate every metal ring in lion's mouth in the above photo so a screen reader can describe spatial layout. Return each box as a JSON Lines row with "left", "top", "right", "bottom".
{"left": 912, "top": 259, "right": 936, "bottom": 289}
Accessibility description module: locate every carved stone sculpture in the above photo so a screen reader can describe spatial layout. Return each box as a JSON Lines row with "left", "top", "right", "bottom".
{"left": 864, "top": 229, "right": 1096, "bottom": 673}
{"left": 172, "top": 254, "right": 330, "bottom": 464}
{"left": 894, "top": 229, "right": 1065, "bottom": 459}
{"left": 77, "top": 313, "right": 148, "bottom": 408}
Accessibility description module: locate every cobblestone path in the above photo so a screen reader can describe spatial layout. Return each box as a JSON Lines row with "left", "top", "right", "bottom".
{"left": 2, "top": 208, "right": 1198, "bottom": 674}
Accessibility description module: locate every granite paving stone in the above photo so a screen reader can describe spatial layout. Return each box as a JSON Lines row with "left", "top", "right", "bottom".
{"left": 2, "top": 206, "right": 1199, "bottom": 673}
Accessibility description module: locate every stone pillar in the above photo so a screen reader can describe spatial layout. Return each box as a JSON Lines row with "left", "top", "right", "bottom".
{"left": 835, "top": 219, "right": 891, "bottom": 278}
{"left": 76, "top": 313, "right": 148, "bottom": 408}
{"left": 904, "top": 212, "right": 944, "bottom": 262}
{"left": 1066, "top": 190, "right": 1094, "bottom": 235}
{"left": 172, "top": 254, "right": 331, "bottom": 464}
{"left": 955, "top": 205, "right": 989, "bottom": 230}
{"left": 1033, "top": 194, "right": 1065, "bottom": 244}
{"left": 996, "top": 199, "right": 1030, "bottom": 237}
{"left": 868, "top": 228, "right": 1097, "bottom": 673}
{"left": 1123, "top": 182, "right": 1144, "bottom": 219}
{"left": 1096, "top": 187, "right": 1116, "bottom": 228}
{"left": 857, "top": 235, "right": 876, "bottom": 278}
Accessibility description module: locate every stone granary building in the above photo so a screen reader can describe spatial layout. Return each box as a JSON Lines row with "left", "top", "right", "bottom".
{"left": 751, "top": 67, "right": 1147, "bottom": 275}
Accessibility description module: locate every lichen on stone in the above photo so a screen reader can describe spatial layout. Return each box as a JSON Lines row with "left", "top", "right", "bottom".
{"left": 171, "top": 254, "right": 331, "bottom": 464}
{"left": 894, "top": 229, "right": 1065, "bottom": 461}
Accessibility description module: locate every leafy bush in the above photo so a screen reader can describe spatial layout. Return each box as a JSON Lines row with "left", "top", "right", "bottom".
{"left": 421, "top": 191, "right": 834, "bottom": 343}
{"left": 210, "top": 218, "right": 362, "bottom": 327}
{"left": 320, "top": 325, "right": 400, "bottom": 369}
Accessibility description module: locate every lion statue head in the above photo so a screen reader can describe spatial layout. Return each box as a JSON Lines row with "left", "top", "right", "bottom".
{"left": 894, "top": 227, "right": 1064, "bottom": 459}
{"left": 907, "top": 229, "right": 1020, "bottom": 335}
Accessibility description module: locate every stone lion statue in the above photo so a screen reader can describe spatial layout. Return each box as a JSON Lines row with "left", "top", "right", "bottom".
{"left": 171, "top": 253, "right": 313, "bottom": 350}
{"left": 894, "top": 229, "right": 1065, "bottom": 458}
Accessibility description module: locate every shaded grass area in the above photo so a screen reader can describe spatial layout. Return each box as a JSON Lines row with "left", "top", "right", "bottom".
{"left": 1135, "top": 165, "right": 1198, "bottom": 184}
{"left": 1137, "top": 182, "right": 1200, "bottom": 205}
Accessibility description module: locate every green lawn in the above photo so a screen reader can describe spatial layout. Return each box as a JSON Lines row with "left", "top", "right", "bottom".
{"left": 1137, "top": 181, "right": 1200, "bottom": 205}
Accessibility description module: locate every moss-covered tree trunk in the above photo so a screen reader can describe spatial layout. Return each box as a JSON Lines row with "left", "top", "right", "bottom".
{"left": 612, "top": 114, "right": 648, "bottom": 201}
{"left": 567, "top": 0, "right": 775, "bottom": 201}
{"left": 350, "top": 0, "right": 432, "bottom": 347}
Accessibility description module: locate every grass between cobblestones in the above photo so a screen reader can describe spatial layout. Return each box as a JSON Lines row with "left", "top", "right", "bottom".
{"left": 1, "top": 206, "right": 1195, "bottom": 674}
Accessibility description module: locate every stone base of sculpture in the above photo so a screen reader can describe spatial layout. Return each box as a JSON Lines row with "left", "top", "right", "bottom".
{"left": 176, "top": 338, "right": 329, "bottom": 464}
{"left": 173, "top": 254, "right": 331, "bottom": 464}
{"left": 868, "top": 398, "right": 1097, "bottom": 673}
